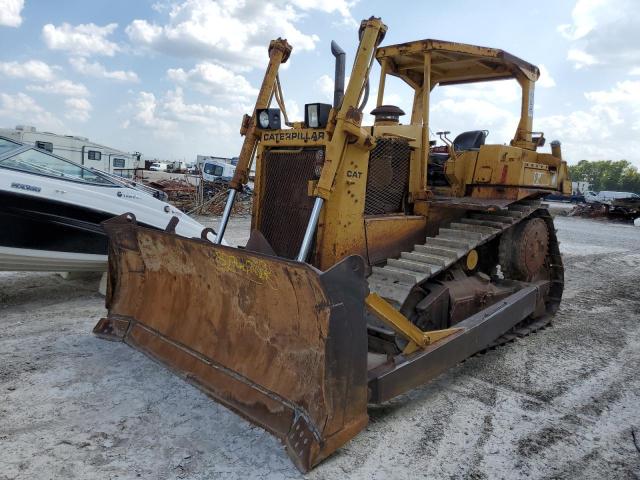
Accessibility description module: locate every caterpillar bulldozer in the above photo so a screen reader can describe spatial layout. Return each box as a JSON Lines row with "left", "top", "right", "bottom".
{"left": 94, "top": 17, "right": 571, "bottom": 472}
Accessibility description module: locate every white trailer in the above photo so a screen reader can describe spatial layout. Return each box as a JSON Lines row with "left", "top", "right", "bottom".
{"left": 0, "top": 125, "right": 139, "bottom": 174}
{"left": 571, "top": 181, "right": 591, "bottom": 195}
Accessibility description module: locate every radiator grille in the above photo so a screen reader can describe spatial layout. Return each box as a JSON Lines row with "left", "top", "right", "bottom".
{"left": 257, "top": 148, "right": 319, "bottom": 259}
{"left": 364, "top": 138, "right": 411, "bottom": 215}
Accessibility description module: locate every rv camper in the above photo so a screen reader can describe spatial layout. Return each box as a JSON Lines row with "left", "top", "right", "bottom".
{"left": 0, "top": 125, "right": 139, "bottom": 175}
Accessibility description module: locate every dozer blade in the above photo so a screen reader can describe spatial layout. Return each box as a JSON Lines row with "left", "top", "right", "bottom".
{"left": 93, "top": 215, "right": 369, "bottom": 472}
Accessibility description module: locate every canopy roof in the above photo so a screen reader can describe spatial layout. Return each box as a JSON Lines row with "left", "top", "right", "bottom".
{"left": 376, "top": 39, "right": 539, "bottom": 88}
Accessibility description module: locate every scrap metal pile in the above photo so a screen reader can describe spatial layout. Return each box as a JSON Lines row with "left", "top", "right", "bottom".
{"left": 147, "top": 178, "right": 200, "bottom": 211}
{"left": 192, "top": 180, "right": 253, "bottom": 215}
{"left": 145, "top": 177, "right": 253, "bottom": 216}
{"left": 568, "top": 198, "right": 640, "bottom": 222}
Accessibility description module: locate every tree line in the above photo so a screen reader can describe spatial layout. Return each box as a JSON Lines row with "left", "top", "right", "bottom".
{"left": 568, "top": 160, "right": 640, "bottom": 193}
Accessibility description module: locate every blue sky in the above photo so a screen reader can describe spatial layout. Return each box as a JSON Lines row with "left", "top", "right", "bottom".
{"left": 0, "top": 0, "right": 638, "bottom": 166}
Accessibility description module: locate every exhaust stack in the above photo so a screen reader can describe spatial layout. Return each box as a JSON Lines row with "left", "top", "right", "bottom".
{"left": 331, "top": 40, "right": 346, "bottom": 108}
{"left": 550, "top": 140, "right": 562, "bottom": 160}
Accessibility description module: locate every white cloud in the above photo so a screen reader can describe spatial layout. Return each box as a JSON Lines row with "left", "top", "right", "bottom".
{"left": 537, "top": 80, "right": 640, "bottom": 164}
{"left": 538, "top": 106, "right": 628, "bottom": 160}
{"left": 0, "top": 92, "right": 63, "bottom": 130}
{"left": 27, "top": 79, "right": 90, "bottom": 97}
{"left": 125, "top": 0, "right": 354, "bottom": 69}
{"left": 163, "top": 87, "right": 230, "bottom": 123}
{"left": 557, "top": 0, "right": 606, "bottom": 40}
{"left": 0, "top": 60, "right": 56, "bottom": 81}
{"left": 64, "top": 97, "right": 92, "bottom": 122}
{"left": 537, "top": 64, "right": 556, "bottom": 88}
{"left": 441, "top": 79, "right": 520, "bottom": 103}
{"left": 124, "top": 91, "right": 176, "bottom": 131}
{"left": 167, "top": 62, "right": 256, "bottom": 100}
{"left": 42, "top": 22, "right": 120, "bottom": 57}
{"left": 315, "top": 74, "right": 335, "bottom": 102}
{"left": 124, "top": 87, "right": 233, "bottom": 135}
{"left": 630, "top": 67, "right": 640, "bottom": 76}
{"left": 431, "top": 97, "right": 519, "bottom": 145}
{"left": 584, "top": 80, "right": 640, "bottom": 107}
{"left": 0, "top": 0, "right": 24, "bottom": 27}
{"left": 423, "top": 80, "right": 523, "bottom": 145}
{"left": 290, "top": 0, "right": 356, "bottom": 25}
{"left": 559, "top": 0, "right": 640, "bottom": 69}
{"left": 70, "top": 57, "right": 139, "bottom": 83}
{"left": 567, "top": 48, "right": 599, "bottom": 69}
{"left": 286, "top": 99, "right": 301, "bottom": 121}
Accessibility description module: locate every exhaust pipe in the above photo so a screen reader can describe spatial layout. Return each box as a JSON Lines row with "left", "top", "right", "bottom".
{"left": 331, "top": 41, "right": 345, "bottom": 108}
{"left": 550, "top": 140, "right": 562, "bottom": 160}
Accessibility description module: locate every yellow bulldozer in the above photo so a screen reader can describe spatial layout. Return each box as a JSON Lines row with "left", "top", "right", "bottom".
{"left": 94, "top": 17, "right": 571, "bottom": 472}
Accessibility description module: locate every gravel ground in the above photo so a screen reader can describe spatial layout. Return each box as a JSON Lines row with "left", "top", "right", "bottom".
{"left": 1, "top": 212, "right": 639, "bottom": 479}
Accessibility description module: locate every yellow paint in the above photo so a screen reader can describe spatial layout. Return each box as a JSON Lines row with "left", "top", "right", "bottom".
{"left": 365, "top": 293, "right": 463, "bottom": 355}
{"left": 215, "top": 251, "right": 275, "bottom": 287}
{"left": 466, "top": 249, "right": 478, "bottom": 270}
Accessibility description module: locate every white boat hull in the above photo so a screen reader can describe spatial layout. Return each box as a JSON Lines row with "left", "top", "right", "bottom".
{"left": 1, "top": 144, "right": 224, "bottom": 272}
{"left": 0, "top": 246, "right": 107, "bottom": 272}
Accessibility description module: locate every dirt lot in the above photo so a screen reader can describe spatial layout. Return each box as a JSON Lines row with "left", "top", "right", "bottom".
{"left": 1, "top": 212, "right": 639, "bottom": 479}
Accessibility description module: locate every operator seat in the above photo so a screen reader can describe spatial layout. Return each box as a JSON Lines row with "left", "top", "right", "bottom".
{"left": 453, "top": 130, "right": 488, "bottom": 151}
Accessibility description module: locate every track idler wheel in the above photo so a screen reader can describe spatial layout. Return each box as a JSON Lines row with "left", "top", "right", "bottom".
{"left": 499, "top": 217, "right": 549, "bottom": 282}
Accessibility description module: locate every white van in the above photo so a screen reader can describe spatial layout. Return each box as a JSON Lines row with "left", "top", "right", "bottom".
{"left": 201, "top": 158, "right": 235, "bottom": 182}
{"left": 149, "top": 162, "right": 167, "bottom": 172}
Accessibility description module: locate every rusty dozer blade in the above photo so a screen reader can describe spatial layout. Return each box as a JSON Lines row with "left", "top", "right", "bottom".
{"left": 93, "top": 214, "right": 369, "bottom": 472}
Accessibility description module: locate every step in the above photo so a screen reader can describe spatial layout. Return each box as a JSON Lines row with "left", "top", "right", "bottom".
{"left": 517, "top": 199, "right": 541, "bottom": 207}
{"left": 372, "top": 266, "right": 422, "bottom": 285}
{"left": 497, "top": 210, "right": 526, "bottom": 218}
{"left": 459, "top": 217, "right": 510, "bottom": 229}
{"left": 387, "top": 258, "right": 433, "bottom": 274}
{"left": 471, "top": 213, "right": 515, "bottom": 223}
{"left": 367, "top": 275, "right": 411, "bottom": 307}
{"left": 401, "top": 251, "right": 449, "bottom": 267}
{"left": 424, "top": 237, "right": 472, "bottom": 250}
{"left": 414, "top": 244, "right": 461, "bottom": 259}
{"left": 508, "top": 204, "right": 534, "bottom": 212}
{"left": 449, "top": 222, "right": 501, "bottom": 235}
{"left": 438, "top": 228, "right": 486, "bottom": 241}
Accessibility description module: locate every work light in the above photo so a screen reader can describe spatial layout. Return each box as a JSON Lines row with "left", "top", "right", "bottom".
{"left": 256, "top": 108, "right": 281, "bottom": 129}
{"left": 304, "top": 103, "right": 332, "bottom": 129}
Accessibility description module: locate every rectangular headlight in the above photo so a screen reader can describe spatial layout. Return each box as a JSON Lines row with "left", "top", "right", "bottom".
{"left": 304, "top": 103, "right": 332, "bottom": 129}
{"left": 256, "top": 108, "right": 281, "bottom": 130}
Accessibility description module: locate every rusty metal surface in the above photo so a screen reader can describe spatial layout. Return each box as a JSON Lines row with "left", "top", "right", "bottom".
{"left": 95, "top": 215, "right": 369, "bottom": 472}
{"left": 364, "top": 215, "right": 426, "bottom": 265}
{"left": 426, "top": 195, "right": 516, "bottom": 211}
{"left": 367, "top": 285, "right": 539, "bottom": 404}
{"left": 443, "top": 274, "right": 518, "bottom": 325}
{"left": 469, "top": 186, "right": 551, "bottom": 201}
{"left": 500, "top": 218, "right": 549, "bottom": 281}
